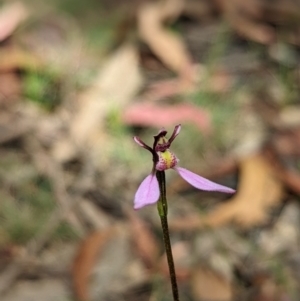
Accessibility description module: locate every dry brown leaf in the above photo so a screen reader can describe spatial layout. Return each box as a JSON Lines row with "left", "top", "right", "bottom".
{"left": 0, "top": 2, "right": 28, "bottom": 42}
{"left": 52, "top": 44, "right": 143, "bottom": 163}
{"left": 204, "top": 154, "right": 284, "bottom": 228}
{"left": 219, "top": 0, "right": 300, "bottom": 46}
{"left": 70, "top": 44, "right": 142, "bottom": 144}
{"left": 217, "top": 0, "right": 274, "bottom": 44}
{"left": 122, "top": 102, "right": 211, "bottom": 133}
{"left": 0, "top": 48, "right": 42, "bottom": 72}
{"left": 191, "top": 266, "right": 233, "bottom": 301}
{"left": 127, "top": 210, "right": 159, "bottom": 269}
{"left": 72, "top": 227, "right": 116, "bottom": 301}
{"left": 138, "top": 0, "right": 195, "bottom": 85}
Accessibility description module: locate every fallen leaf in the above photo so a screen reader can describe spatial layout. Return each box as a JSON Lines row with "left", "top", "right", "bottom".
{"left": 0, "top": 2, "right": 28, "bottom": 42}
{"left": 0, "top": 47, "right": 42, "bottom": 72}
{"left": 137, "top": 0, "right": 195, "bottom": 86}
{"left": 204, "top": 154, "right": 284, "bottom": 227}
{"left": 70, "top": 44, "right": 142, "bottom": 144}
{"left": 122, "top": 102, "right": 211, "bottom": 133}
{"left": 191, "top": 266, "right": 233, "bottom": 301}
{"left": 72, "top": 227, "right": 116, "bottom": 301}
{"left": 127, "top": 210, "right": 159, "bottom": 269}
{"left": 217, "top": 0, "right": 274, "bottom": 44}
{"left": 52, "top": 44, "right": 143, "bottom": 163}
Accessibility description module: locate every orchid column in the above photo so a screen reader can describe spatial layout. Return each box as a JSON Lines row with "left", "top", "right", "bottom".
{"left": 133, "top": 125, "right": 235, "bottom": 301}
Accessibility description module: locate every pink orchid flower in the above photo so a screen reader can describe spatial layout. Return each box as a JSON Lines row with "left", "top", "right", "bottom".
{"left": 133, "top": 124, "right": 235, "bottom": 209}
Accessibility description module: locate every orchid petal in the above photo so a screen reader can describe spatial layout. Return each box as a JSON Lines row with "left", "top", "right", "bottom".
{"left": 133, "top": 136, "right": 153, "bottom": 153}
{"left": 134, "top": 174, "right": 160, "bottom": 209}
{"left": 133, "top": 136, "right": 145, "bottom": 147}
{"left": 168, "top": 124, "right": 181, "bottom": 144}
{"left": 174, "top": 167, "right": 235, "bottom": 193}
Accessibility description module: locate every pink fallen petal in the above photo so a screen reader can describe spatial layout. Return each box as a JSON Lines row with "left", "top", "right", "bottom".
{"left": 134, "top": 174, "right": 160, "bottom": 209}
{"left": 174, "top": 167, "right": 235, "bottom": 194}
{"left": 123, "top": 103, "right": 211, "bottom": 134}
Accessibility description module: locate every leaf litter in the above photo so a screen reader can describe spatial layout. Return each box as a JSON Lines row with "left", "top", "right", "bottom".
{"left": 1, "top": 0, "right": 300, "bottom": 301}
{"left": 205, "top": 153, "right": 284, "bottom": 228}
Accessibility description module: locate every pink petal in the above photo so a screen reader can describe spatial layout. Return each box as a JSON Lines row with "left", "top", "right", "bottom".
{"left": 174, "top": 167, "right": 235, "bottom": 194}
{"left": 134, "top": 174, "right": 160, "bottom": 209}
{"left": 122, "top": 103, "right": 211, "bottom": 134}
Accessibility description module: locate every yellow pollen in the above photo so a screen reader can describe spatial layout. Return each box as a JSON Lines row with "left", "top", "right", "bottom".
{"left": 160, "top": 150, "right": 174, "bottom": 169}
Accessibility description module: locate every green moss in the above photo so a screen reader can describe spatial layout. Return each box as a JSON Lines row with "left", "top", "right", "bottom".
{"left": 23, "top": 69, "right": 61, "bottom": 111}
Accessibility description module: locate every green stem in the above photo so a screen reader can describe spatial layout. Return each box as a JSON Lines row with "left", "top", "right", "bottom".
{"left": 156, "top": 171, "right": 179, "bottom": 301}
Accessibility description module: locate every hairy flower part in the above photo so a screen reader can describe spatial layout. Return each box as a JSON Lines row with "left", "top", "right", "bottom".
{"left": 133, "top": 124, "right": 235, "bottom": 209}
{"left": 156, "top": 150, "right": 179, "bottom": 171}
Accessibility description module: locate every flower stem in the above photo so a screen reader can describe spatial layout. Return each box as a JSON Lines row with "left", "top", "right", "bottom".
{"left": 156, "top": 171, "right": 179, "bottom": 301}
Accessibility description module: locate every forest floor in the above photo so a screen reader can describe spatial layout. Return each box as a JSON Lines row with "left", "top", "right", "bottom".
{"left": 1, "top": 1, "right": 300, "bottom": 301}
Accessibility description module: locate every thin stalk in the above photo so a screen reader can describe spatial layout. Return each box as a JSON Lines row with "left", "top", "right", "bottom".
{"left": 156, "top": 170, "right": 179, "bottom": 301}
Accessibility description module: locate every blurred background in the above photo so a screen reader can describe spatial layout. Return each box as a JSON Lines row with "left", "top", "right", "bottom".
{"left": 0, "top": 0, "right": 300, "bottom": 300}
